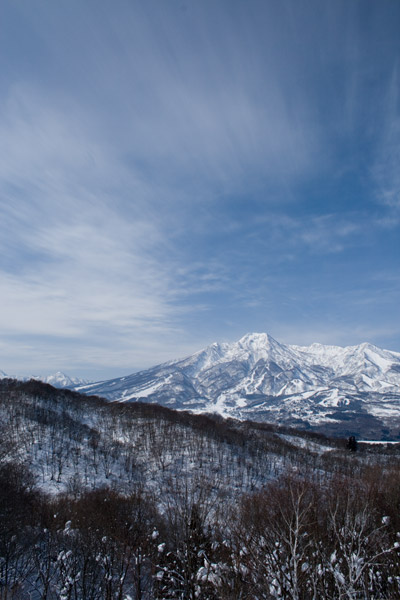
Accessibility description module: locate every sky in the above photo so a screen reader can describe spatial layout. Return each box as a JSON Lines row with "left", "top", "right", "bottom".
{"left": 0, "top": 0, "right": 399, "bottom": 380}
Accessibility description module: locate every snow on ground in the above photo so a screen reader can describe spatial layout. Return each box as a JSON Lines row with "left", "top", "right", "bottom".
{"left": 368, "top": 404, "right": 400, "bottom": 418}
{"left": 278, "top": 434, "right": 335, "bottom": 453}
{"left": 358, "top": 440, "right": 400, "bottom": 444}
{"left": 364, "top": 349, "right": 395, "bottom": 372}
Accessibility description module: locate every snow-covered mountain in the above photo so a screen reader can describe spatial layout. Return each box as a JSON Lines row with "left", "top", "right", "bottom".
{"left": 31, "top": 371, "right": 90, "bottom": 388}
{"left": 0, "top": 369, "right": 89, "bottom": 388}
{"left": 76, "top": 333, "right": 400, "bottom": 437}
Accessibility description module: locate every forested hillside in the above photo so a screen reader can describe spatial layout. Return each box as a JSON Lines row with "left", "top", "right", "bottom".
{"left": 1, "top": 379, "right": 400, "bottom": 599}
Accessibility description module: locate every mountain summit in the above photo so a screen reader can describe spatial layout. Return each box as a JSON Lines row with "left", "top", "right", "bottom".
{"left": 77, "top": 333, "right": 400, "bottom": 437}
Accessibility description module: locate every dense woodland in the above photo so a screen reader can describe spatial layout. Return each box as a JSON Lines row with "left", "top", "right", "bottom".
{"left": 1, "top": 378, "right": 400, "bottom": 599}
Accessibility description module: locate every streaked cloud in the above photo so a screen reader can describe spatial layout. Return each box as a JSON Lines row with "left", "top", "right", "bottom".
{"left": 0, "top": 0, "right": 399, "bottom": 377}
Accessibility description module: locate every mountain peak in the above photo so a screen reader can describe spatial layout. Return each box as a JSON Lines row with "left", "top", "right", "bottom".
{"left": 232, "top": 332, "right": 288, "bottom": 366}
{"left": 238, "top": 332, "right": 277, "bottom": 346}
{"left": 31, "top": 372, "right": 90, "bottom": 388}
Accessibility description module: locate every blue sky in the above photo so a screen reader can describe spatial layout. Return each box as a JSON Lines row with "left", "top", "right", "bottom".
{"left": 0, "top": 0, "right": 399, "bottom": 379}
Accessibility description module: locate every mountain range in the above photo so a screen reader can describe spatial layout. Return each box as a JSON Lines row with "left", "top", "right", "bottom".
{"left": 75, "top": 333, "right": 400, "bottom": 439}
{"left": 0, "top": 369, "right": 89, "bottom": 388}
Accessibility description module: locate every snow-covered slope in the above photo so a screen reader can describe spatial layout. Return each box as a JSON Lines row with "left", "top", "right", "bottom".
{"left": 76, "top": 333, "right": 400, "bottom": 436}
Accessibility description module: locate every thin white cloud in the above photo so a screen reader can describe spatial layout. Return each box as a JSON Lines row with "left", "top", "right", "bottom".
{"left": 1, "top": 0, "right": 399, "bottom": 376}
{"left": 0, "top": 87, "right": 189, "bottom": 373}
{"left": 17, "top": 2, "right": 324, "bottom": 192}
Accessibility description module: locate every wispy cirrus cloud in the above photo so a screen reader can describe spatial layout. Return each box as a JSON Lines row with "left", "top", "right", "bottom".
{"left": 1, "top": 0, "right": 400, "bottom": 377}
{"left": 372, "top": 65, "right": 400, "bottom": 225}
{"left": 0, "top": 87, "right": 191, "bottom": 374}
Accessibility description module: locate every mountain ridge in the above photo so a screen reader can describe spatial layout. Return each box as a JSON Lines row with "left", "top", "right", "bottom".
{"left": 0, "top": 369, "right": 89, "bottom": 388}
{"left": 75, "top": 333, "right": 400, "bottom": 438}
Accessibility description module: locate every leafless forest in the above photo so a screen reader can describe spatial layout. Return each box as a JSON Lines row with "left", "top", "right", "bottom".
{"left": 1, "top": 379, "right": 400, "bottom": 599}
